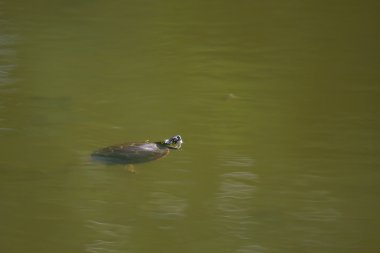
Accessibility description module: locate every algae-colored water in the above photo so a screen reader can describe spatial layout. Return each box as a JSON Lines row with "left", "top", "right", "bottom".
{"left": 1, "top": 1, "right": 379, "bottom": 252}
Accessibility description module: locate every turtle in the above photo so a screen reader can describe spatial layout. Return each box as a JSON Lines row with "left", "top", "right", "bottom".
{"left": 91, "top": 135, "right": 183, "bottom": 170}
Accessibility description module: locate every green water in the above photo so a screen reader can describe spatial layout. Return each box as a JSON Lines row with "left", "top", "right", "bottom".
{"left": 1, "top": 1, "right": 379, "bottom": 252}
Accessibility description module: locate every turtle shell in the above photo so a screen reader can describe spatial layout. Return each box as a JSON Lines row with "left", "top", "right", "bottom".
{"left": 91, "top": 141, "right": 170, "bottom": 165}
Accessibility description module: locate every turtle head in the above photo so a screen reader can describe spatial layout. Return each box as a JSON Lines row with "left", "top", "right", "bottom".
{"left": 163, "top": 135, "right": 183, "bottom": 149}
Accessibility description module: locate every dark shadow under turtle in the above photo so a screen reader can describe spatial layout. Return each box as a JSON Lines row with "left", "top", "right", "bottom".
{"left": 91, "top": 135, "right": 183, "bottom": 172}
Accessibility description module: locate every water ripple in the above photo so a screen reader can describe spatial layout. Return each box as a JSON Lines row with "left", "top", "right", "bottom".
{"left": 220, "top": 153, "right": 255, "bottom": 167}
{"left": 0, "top": 33, "right": 17, "bottom": 87}
{"left": 85, "top": 220, "right": 131, "bottom": 253}
{"left": 141, "top": 192, "right": 187, "bottom": 220}
{"left": 216, "top": 171, "right": 258, "bottom": 239}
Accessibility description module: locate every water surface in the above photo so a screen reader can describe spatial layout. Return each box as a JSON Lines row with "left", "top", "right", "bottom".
{"left": 1, "top": 1, "right": 379, "bottom": 252}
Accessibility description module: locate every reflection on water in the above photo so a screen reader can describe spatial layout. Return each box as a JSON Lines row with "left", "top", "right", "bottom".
{"left": 236, "top": 245, "right": 264, "bottom": 253}
{"left": 216, "top": 171, "right": 258, "bottom": 249}
{"left": 85, "top": 220, "right": 131, "bottom": 253}
{"left": 0, "top": 8, "right": 17, "bottom": 91}
{"left": 142, "top": 191, "right": 187, "bottom": 220}
{"left": 0, "top": 15, "right": 18, "bottom": 136}
{"left": 140, "top": 178, "right": 189, "bottom": 222}
{"left": 0, "top": 33, "right": 17, "bottom": 87}
{"left": 0, "top": 21, "right": 18, "bottom": 173}
{"left": 293, "top": 189, "right": 340, "bottom": 222}
{"left": 289, "top": 175, "right": 342, "bottom": 251}
{"left": 220, "top": 152, "right": 255, "bottom": 167}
